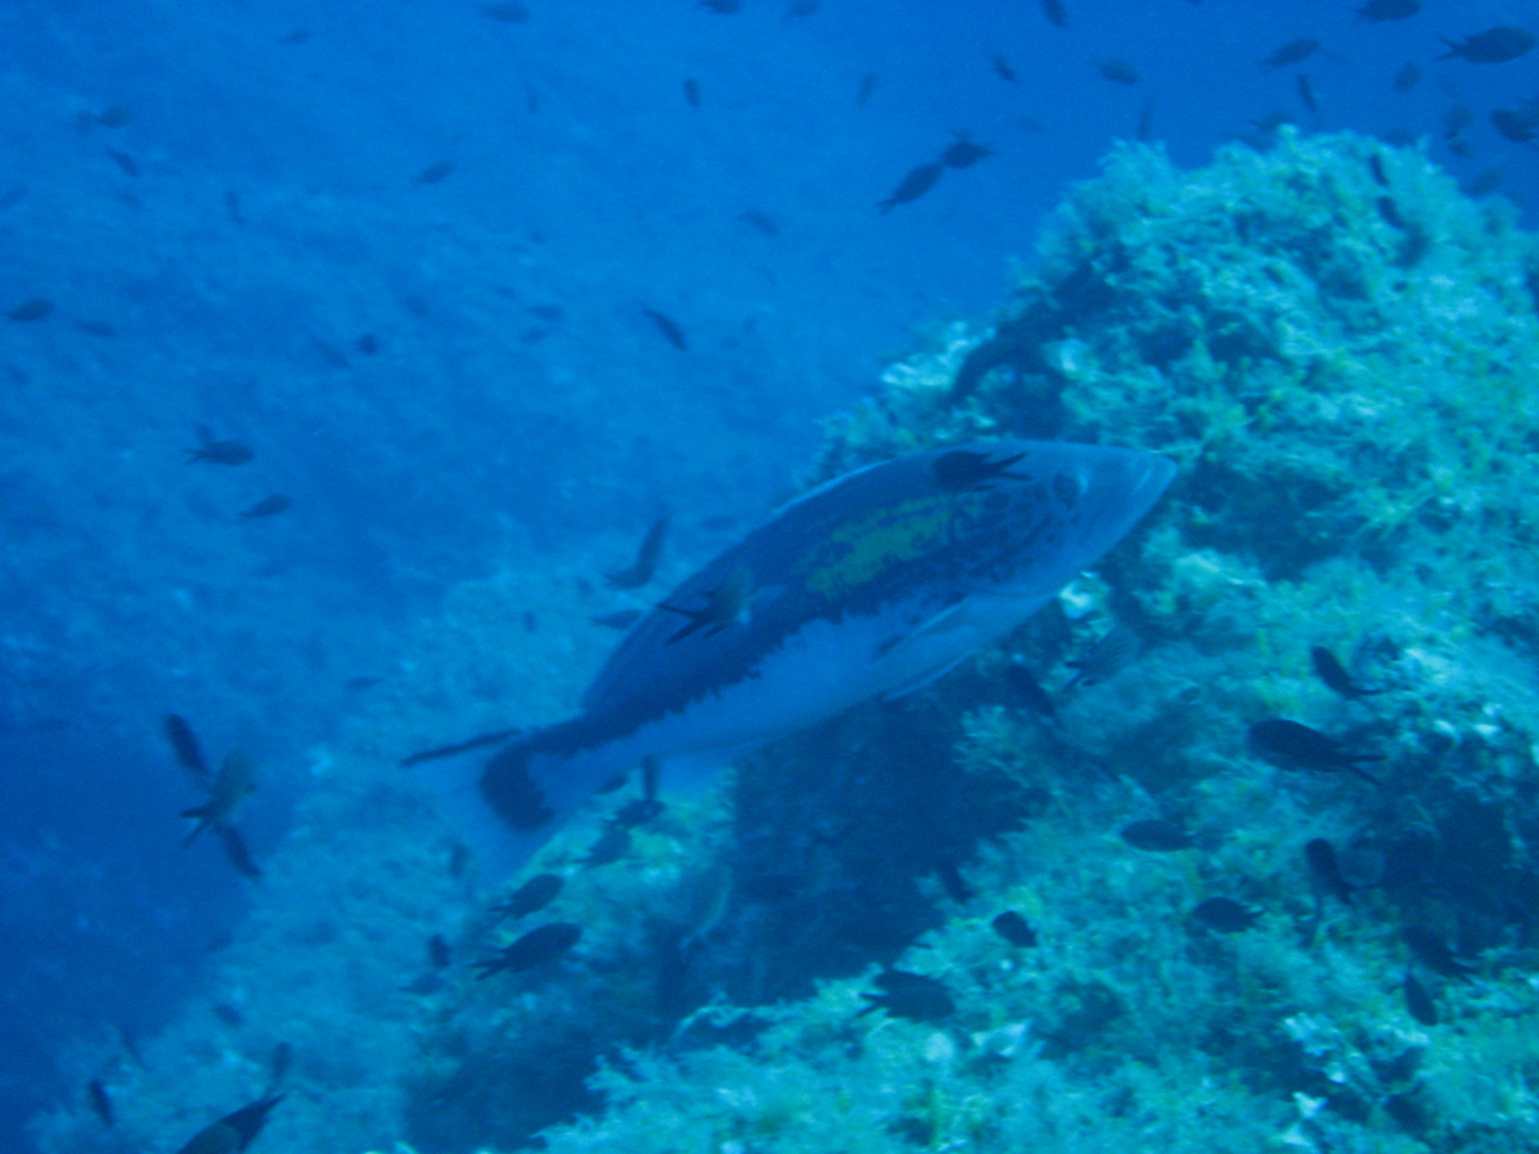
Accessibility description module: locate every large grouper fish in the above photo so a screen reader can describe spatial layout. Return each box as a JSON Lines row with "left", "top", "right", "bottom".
{"left": 410, "top": 439, "right": 1175, "bottom": 874}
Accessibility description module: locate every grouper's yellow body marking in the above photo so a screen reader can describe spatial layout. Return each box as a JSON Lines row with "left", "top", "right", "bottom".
{"left": 798, "top": 494, "right": 980, "bottom": 598}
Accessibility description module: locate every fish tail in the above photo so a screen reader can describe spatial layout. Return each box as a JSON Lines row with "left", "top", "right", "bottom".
{"left": 180, "top": 808, "right": 211, "bottom": 846}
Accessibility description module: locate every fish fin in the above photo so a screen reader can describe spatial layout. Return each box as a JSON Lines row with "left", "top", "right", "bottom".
{"left": 879, "top": 654, "right": 970, "bottom": 702}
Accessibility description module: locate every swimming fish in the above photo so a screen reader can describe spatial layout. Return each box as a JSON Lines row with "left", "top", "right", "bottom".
{"left": 1248, "top": 719, "right": 1383, "bottom": 785}
{"left": 1191, "top": 897, "right": 1259, "bottom": 933}
{"left": 877, "top": 160, "right": 945, "bottom": 213}
{"left": 1260, "top": 37, "right": 1321, "bottom": 71}
{"left": 606, "top": 514, "right": 670, "bottom": 589}
{"left": 1439, "top": 27, "right": 1534, "bottom": 64}
{"left": 857, "top": 969, "right": 956, "bottom": 1022}
{"left": 239, "top": 495, "right": 291, "bottom": 520}
{"left": 182, "top": 753, "right": 256, "bottom": 845}
{"left": 407, "top": 439, "right": 1173, "bottom": 876}
{"left": 1357, "top": 0, "right": 1419, "bottom": 21}
{"left": 186, "top": 426, "right": 253, "bottom": 466}
{"left": 474, "top": 922, "right": 582, "bottom": 977}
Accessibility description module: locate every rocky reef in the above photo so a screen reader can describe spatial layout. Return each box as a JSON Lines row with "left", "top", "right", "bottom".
{"left": 32, "top": 129, "right": 1539, "bottom": 1154}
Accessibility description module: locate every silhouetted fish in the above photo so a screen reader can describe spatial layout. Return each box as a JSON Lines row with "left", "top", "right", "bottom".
{"left": 1191, "top": 897, "right": 1259, "bottom": 933}
{"left": 88, "top": 1079, "right": 113, "bottom": 1127}
{"left": 857, "top": 969, "right": 956, "bottom": 1021}
{"left": 239, "top": 495, "right": 291, "bottom": 520}
{"left": 991, "top": 911, "right": 1038, "bottom": 947}
{"left": 1403, "top": 926, "right": 1475, "bottom": 981}
{"left": 492, "top": 872, "right": 563, "bottom": 920}
{"left": 1358, "top": 0, "right": 1419, "bottom": 21}
{"left": 415, "top": 160, "right": 456, "bottom": 186}
{"left": 877, "top": 160, "right": 944, "bottom": 213}
{"left": 1439, "top": 27, "right": 1534, "bottom": 64}
{"left": 606, "top": 515, "right": 670, "bottom": 589}
{"left": 1304, "top": 838, "right": 1353, "bottom": 907}
{"left": 855, "top": 73, "right": 878, "bottom": 107}
{"left": 1120, "top": 819, "right": 1192, "bottom": 852}
{"left": 480, "top": 3, "right": 529, "bottom": 24}
{"left": 187, "top": 426, "right": 253, "bottom": 465}
{"left": 474, "top": 922, "right": 582, "bottom": 977}
{"left": 1391, "top": 63, "right": 1420, "bottom": 91}
{"left": 1094, "top": 58, "right": 1140, "bottom": 85}
{"left": 683, "top": 78, "right": 701, "bottom": 108}
{"left": 940, "top": 133, "right": 993, "bottom": 169}
{"left": 7, "top": 297, "right": 53, "bottom": 322}
{"left": 992, "top": 55, "right": 1017, "bottom": 83}
{"left": 1261, "top": 38, "right": 1321, "bottom": 70}
{"left": 641, "top": 306, "right": 688, "bottom": 351}
{"left": 1310, "top": 645, "right": 1381, "bottom": 699}
{"left": 106, "top": 148, "right": 138, "bottom": 177}
{"left": 1248, "top": 719, "right": 1383, "bottom": 786}
{"left": 165, "top": 713, "right": 211, "bottom": 782}
{"left": 1402, "top": 970, "right": 1437, "bottom": 1025}
{"left": 1041, "top": 0, "right": 1068, "bottom": 28}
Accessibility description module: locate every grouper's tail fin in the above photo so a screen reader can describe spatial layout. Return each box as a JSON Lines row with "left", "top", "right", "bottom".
{"left": 402, "top": 718, "right": 617, "bottom": 881}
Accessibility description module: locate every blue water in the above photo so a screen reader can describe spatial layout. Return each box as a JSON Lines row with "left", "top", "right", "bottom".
{"left": 1, "top": 1, "right": 1535, "bottom": 1150}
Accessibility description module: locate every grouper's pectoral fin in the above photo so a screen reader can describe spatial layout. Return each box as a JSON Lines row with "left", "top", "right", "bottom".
{"left": 871, "top": 598, "right": 980, "bottom": 701}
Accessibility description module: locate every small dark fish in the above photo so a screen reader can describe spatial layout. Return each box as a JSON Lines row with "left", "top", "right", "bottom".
{"left": 683, "top": 78, "right": 701, "bottom": 108}
{"left": 106, "top": 148, "right": 139, "bottom": 177}
{"left": 88, "top": 1079, "right": 114, "bottom": 1127}
{"left": 932, "top": 448, "right": 1024, "bottom": 490}
{"left": 1403, "top": 926, "right": 1476, "bottom": 981}
{"left": 857, "top": 969, "right": 956, "bottom": 1022}
{"left": 428, "top": 933, "right": 451, "bottom": 969}
{"left": 174, "top": 1092, "right": 283, "bottom": 1154}
{"left": 268, "top": 1041, "right": 292, "bottom": 1090}
{"left": 1295, "top": 74, "right": 1319, "bottom": 117}
{"left": 1041, "top": 0, "right": 1068, "bottom": 28}
{"left": 877, "top": 160, "right": 944, "bottom": 213}
{"left": 7, "top": 297, "right": 53, "bottom": 322}
{"left": 480, "top": 2, "right": 530, "bottom": 23}
{"left": 1191, "top": 897, "right": 1259, "bottom": 933}
{"left": 1247, "top": 719, "right": 1384, "bottom": 786}
{"left": 225, "top": 189, "right": 245, "bottom": 225}
{"left": 783, "top": 0, "right": 819, "bottom": 20}
{"left": 1062, "top": 625, "right": 1141, "bottom": 693}
{"left": 581, "top": 823, "right": 631, "bottom": 866}
{"left": 1464, "top": 168, "right": 1504, "bottom": 197}
{"left": 940, "top": 133, "right": 993, "bottom": 169}
{"left": 1094, "top": 58, "right": 1140, "bottom": 86}
{"left": 991, "top": 910, "right": 1038, "bottom": 947}
{"left": 700, "top": 0, "right": 742, "bottom": 12}
{"left": 415, "top": 159, "right": 456, "bottom": 186}
{"left": 1402, "top": 971, "right": 1438, "bottom": 1026}
{"left": 641, "top": 306, "right": 688, "bottom": 351}
{"left": 937, "top": 860, "right": 973, "bottom": 903}
{"left": 591, "top": 608, "right": 643, "bottom": 631}
{"left": 164, "top": 713, "right": 211, "bottom": 781}
{"left": 1006, "top": 661, "right": 1058, "bottom": 724}
{"left": 278, "top": 27, "right": 309, "bottom": 45}
{"left": 355, "top": 332, "right": 380, "bottom": 356}
{"left": 344, "top": 675, "right": 382, "bottom": 691}
{"left": 117, "top": 1024, "right": 147, "bottom": 1069}
{"left": 240, "top": 495, "right": 291, "bottom": 520}
{"left": 213, "top": 1002, "right": 244, "bottom": 1028}
{"left": 1391, "top": 62, "right": 1421, "bottom": 92}
{"left": 1311, "top": 645, "right": 1382, "bottom": 699}
{"left": 1304, "top": 838, "right": 1353, "bottom": 907}
{"left": 1358, "top": 0, "right": 1419, "bottom": 21}
{"left": 95, "top": 104, "right": 133, "bottom": 128}
{"left": 474, "top": 922, "right": 582, "bottom": 977}
{"left": 1444, "top": 103, "right": 1473, "bottom": 141}
{"left": 1136, "top": 98, "right": 1156, "bottom": 141}
{"left": 991, "top": 55, "right": 1017, "bottom": 83}
{"left": 1261, "top": 37, "right": 1321, "bottom": 71}
{"left": 1368, "top": 154, "right": 1390, "bottom": 187}
{"left": 521, "top": 610, "right": 538, "bottom": 633}
{"left": 1490, "top": 107, "right": 1539, "bottom": 145}
{"left": 74, "top": 319, "right": 117, "bottom": 338}
{"left": 1439, "top": 27, "right": 1535, "bottom": 65}
{"left": 855, "top": 72, "right": 879, "bottom": 108}
{"left": 217, "top": 825, "right": 262, "bottom": 879}
{"left": 1120, "top": 819, "right": 1192, "bottom": 852}
{"left": 737, "top": 208, "right": 781, "bottom": 237}
{"left": 187, "top": 425, "right": 253, "bottom": 465}
{"left": 183, "top": 752, "right": 256, "bottom": 846}
{"left": 492, "top": 872, "right": 563, "bottom": 920}
{"left": 448, "top": 842, "right": 470, "bottom": 877}
{"left": 606, "top": 514, "right": 670, "bottom": 589}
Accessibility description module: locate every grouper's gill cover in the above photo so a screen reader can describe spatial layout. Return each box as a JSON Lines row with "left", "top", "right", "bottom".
{"left": 423, "top": 439, "right": 1175, "bottom": 875}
